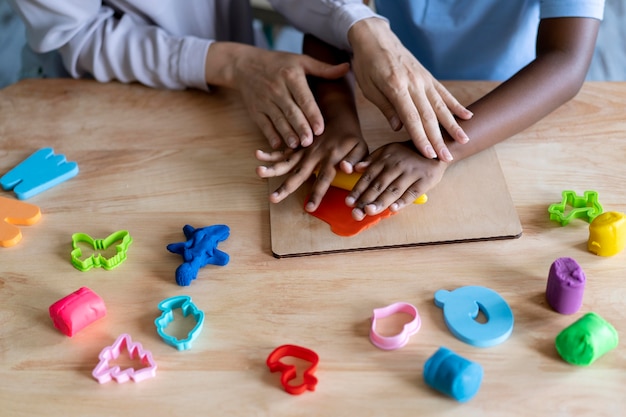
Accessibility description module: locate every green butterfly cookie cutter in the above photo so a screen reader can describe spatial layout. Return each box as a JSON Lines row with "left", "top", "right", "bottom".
{"left": 548, "top": 190, "right": 603, "bottom": 226}
{"left": 71, "top": 230, "right": 133, "bottom": 271}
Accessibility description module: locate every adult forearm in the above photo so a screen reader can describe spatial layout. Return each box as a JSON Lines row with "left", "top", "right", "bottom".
{"left": 10, "top": 0, "right": 210, "bottom": 90}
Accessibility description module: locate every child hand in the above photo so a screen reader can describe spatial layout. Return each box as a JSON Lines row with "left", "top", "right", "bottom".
{"left": 256, "top": 127, "right": 368, "bottom": 212}
{"left": 345, "top": 141, "right": 449, "bottom": 221}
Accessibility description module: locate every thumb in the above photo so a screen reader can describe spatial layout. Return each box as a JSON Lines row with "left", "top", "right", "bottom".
{"left": 302, "top": 57, "right": 350, "bottom": 79}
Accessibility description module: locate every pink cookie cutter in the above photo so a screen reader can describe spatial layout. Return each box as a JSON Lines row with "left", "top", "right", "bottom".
{"left": 49, "top": 287, "right": 106, "bottom": 337}
{"left": 92, "top": 333, "right": 157, "bottom": 384}
{"left": 369, "top": 302, "right": 421, "bottom": 350}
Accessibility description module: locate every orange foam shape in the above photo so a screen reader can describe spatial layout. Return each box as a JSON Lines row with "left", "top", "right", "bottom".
{"left": 0, "top": 196, "right": 42, "bottom": 247}
{"left": 306, "top": 186, "right": 396, "bottom": 237}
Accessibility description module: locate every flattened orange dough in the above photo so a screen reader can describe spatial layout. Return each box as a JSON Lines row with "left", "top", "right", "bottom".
{"left": 0, "top": 196, "right": 42, "bottom": 247}
{"left": 306, "top": 186, "right": 396, "bottom": 237}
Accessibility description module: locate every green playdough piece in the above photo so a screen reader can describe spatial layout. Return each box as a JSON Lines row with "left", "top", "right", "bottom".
{"left": 555, "top": 312, "right": 619, "bottom": 366}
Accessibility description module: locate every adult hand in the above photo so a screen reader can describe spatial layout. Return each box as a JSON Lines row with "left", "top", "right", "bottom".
{"left": 346, "top": 141, "right": 448, "bottom": 221}
{"left": 256, "top": 122, "right": 368, "bottom": 212}
{"left": 205, "top": 42, "right": 350, "bottom": 150}
{"left": 347, "top": 18, "right": 473, "bottom": 162}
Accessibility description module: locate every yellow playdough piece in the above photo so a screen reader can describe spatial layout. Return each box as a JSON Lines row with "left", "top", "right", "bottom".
{"left": 588, "top": 211, "right": 626, "bottom": 257}
{"left": 317, "top": 170, "right": 427, "bottom": 204}
{"left": 0, "top": 196, "right": 42, "bottom": 247}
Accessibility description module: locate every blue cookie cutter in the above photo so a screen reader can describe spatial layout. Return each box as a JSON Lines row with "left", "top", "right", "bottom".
{"left": 434, "top": 286, "right": 514, "bottom": 347}
{"left": 154, "top": 295, "right": 205, "bottom": 351}
{"left": 166, "top": 224, "right": 230, "bottom": 286}
{"left": 1, "top": 147, "right": 79, "bottom": 200}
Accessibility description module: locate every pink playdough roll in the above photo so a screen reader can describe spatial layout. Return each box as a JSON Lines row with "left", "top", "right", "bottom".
{"left": 49, "top": 287, "right": 106, "bottom": 336}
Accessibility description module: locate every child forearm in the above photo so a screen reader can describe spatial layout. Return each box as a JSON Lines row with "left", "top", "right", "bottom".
{"left": 446, "top": 17, "right": 600, "bottom": 163}
{"left": 302, "top": 34, "right": 357, "bottom": 123}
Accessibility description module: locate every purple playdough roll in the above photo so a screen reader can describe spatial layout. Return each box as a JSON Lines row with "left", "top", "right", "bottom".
{"left": 545, "top": 257, "right": 586, "bottom": 314}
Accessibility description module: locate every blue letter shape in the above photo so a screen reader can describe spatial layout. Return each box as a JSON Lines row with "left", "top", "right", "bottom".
{"left": 1, "top": 148, "right": 79, "bottom": 199}
{"left": 435, "top": 286, "right": 514, "bottom": 347}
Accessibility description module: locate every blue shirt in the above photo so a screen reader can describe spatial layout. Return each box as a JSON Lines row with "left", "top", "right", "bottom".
{"left": 374, "top": 0, "right": 605, "bottom": 80}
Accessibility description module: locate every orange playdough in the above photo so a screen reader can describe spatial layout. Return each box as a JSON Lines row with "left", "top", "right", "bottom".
{"left": 306, "top": 186, "right": 396, "bottom": 237}
{"left": 0, "top": 196, "right": 42, "bottom": 247}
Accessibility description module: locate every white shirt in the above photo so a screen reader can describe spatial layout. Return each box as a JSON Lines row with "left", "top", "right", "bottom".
{"left": 8, "top": 0, "right": 376, "bottom": 90}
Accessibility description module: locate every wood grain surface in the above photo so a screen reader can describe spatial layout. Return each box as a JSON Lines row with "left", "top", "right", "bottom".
{"left": 1, "top": 79, "right": 625, "bottom": 417}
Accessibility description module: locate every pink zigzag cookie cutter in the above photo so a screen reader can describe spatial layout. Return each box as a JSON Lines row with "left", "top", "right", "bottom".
{"left": 92, "top": 333, "right": 157, "bottom": 384}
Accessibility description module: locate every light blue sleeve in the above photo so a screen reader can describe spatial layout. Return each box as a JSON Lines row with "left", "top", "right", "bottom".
{"left": 540, "top": 0, "right": 605, "bottom": 20}
{"left": 0, "top": 0, "right": 25, "bottom": 88}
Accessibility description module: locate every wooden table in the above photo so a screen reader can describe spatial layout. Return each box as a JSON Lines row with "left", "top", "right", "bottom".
{"left": 1, "top": 79, "right": 625, "bottom": 417}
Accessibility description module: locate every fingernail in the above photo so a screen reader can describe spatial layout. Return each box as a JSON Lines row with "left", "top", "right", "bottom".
{"left": 352, "top": 208, "right": 365, "bottom": 221}
{"left": 305, "top": 202, "right": 316, "bottom": 212}
{"left": 340, "top": 161, "right": 354, "bottom": 173}
{"left": 288, "top": 136, "right": 298, "bottom": 148}
{"left": 441, "top": 148, "right": 454, "bottom": 162}
{"left": 301, "top": 133, "right": 312, "bottom": 147}
{"left": 390, "top": 115, "right": 401, "bottom": 130}
{"left": 425, "top": 145, "right": 437, "bottom": 159}
{"left": 390, "top": 203, "right": 399, "bottom": 212}
{"left": 365, "top": 203, "right": 379, "bottom": 215}
{"left": 345, "top": 196, "right": 356, "bottom": 206}
{"left": 313, "top": 123, "right": 323, "bottom": 136}
{"left": 458, "top": 130, "right": 469, "bottom": 144}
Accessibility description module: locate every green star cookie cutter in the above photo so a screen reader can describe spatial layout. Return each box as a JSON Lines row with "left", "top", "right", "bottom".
{"left": 548, "top": 190, "right": 603, "bottom": 226}
{"left": 71, "top": 230, "right": 133, "bottom": 271}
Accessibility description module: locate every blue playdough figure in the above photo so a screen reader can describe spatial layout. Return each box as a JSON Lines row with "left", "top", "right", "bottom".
{"left": 166, "top": 224, "right": 230, "bottom": 286}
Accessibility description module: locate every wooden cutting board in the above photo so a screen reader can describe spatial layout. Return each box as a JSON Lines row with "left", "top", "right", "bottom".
{"left": 268, "top": 147, "right": 522, "bottom": 258}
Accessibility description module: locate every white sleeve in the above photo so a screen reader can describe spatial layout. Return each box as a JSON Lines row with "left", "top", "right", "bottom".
{"left": 268, "top": 0, "right": 383, "bottom": 51}
{"left": 8, "top": 0, "right": 211, "bottom": 91}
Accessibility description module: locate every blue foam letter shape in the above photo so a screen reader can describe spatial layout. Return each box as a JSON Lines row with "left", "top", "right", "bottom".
{"left": 1, "top": 148, "right": 79, "bottom": 199}
{"left": 435, "top": 286, "right": 514, "bottom": 347}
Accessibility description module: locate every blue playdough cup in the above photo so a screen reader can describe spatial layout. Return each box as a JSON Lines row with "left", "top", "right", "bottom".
{"left": 423, "top": 346, "right": 483, "bottom": 402}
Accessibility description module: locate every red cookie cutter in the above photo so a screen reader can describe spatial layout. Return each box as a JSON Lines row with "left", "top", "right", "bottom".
{"left": 266, "top": 344, "right": 319, "bottom": 395}
{"left": 49, "top": 287, "right": 106, "bottom": 337}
